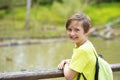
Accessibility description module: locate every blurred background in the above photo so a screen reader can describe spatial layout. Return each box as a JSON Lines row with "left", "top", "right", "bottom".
{"left": 0, "top": 0, "right": 120, "bottom": 80}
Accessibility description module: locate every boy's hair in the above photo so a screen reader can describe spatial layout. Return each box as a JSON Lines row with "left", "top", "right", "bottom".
{"left": 66, "top": 12, "right": 91, "bottom": 33}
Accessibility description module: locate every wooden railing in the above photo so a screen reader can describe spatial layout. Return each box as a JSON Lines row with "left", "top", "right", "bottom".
{"left": 0, "top": 63, "right": 120, "bottom": 80}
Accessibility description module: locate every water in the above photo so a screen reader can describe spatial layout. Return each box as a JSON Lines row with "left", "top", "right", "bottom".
{"left": 0, "top": 37, "right": 120, "bottom": 80}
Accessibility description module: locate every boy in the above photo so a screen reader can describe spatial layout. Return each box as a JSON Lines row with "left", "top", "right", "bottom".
{"left": 58, "top": 12, "right": 96, "bottom": 80}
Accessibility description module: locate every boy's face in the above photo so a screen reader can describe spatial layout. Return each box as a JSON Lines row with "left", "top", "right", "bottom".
{"left": 67, "top": 20, "right": 88, "bottom": 46}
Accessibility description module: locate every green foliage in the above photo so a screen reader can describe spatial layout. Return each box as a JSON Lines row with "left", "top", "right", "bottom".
{"left": 0, "top": 1, "right": 120, "bottom": 38}
{"left": 88, "top": 0, "right": 120, "bottom": 4}
{"left": 2, "top": 0, "right": 120, "bottom": 26}
{"left": 0, "top": 0, "right": 10, "bottom": 7}
{"left": 84, "top": 3, "right": 120, "bottom": 25}
{"left": 103, "top": 0, "right": 120, "bottom": 2}
{"left": 32, "top": 0, "right": 63, "bottom": 5}
{"left": 36, "top": 0, "right": 84, "bottom": 25}
{"left": 0, "top": 10, "right": 5, "bottom": 18}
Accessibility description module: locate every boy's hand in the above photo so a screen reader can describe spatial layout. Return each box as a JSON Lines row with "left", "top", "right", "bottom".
{"left": 58, "top": 59, "right": 70, "bottom": 70}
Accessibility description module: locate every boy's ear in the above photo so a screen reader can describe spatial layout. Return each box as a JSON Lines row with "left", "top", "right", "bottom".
{"left": 85, "top": 28, "right": 91, "bottom": 35}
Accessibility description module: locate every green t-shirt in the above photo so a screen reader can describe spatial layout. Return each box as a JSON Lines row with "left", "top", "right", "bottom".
{"left": 69, "top": 40, "right": 96, "bottom": 80}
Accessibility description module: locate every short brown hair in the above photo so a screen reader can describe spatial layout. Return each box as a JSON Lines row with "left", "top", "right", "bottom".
{"left": 66, "top": 12, "right": 91, "bottom": 33}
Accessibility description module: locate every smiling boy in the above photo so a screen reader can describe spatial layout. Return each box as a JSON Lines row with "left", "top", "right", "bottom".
{"left": 58, "top": 12, "right": 96, "bottom": 80}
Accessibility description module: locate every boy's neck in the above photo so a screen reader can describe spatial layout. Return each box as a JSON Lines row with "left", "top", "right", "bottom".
{"left": 76, "top": 39, "right": 88, "bottom": 48}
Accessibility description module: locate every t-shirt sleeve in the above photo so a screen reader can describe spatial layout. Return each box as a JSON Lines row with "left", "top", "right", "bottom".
{"left": 69, "top": 48, "right": 90, "bottom": 73}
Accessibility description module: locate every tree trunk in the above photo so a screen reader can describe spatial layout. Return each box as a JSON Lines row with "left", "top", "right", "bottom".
{"left": 25, "top": 0, "right": 32, "bottom": 29}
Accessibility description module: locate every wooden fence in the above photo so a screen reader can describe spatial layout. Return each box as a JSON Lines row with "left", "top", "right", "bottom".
{"left": 0, "top": 63, "right": 120, "bottom": 80}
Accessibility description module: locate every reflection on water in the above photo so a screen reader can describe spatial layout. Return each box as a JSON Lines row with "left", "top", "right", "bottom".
{"left": 0, "top": 37, "right": 120, "bottom": 80}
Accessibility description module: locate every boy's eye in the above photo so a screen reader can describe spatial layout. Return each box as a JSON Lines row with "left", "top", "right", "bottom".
{"left": 75, "top": 29, "right": 80, "bottom": 32}
{"left": 67, "top": 28, "right": 72, "bottom": 32}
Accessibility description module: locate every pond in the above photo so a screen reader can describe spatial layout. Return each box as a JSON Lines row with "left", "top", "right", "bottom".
{"left": 0, "top": 37, "right": 120, "bottom": 80}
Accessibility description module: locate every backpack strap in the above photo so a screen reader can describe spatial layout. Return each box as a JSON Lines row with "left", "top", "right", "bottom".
{"left": 95, "top": 57, "right": 99, "bottom": 80}
{"left": 77, "top": 73, "right": 87, "bottom": 80}
{"left": 77, "top": 58, "right": 99, "bottom": 80}
{"left": 92, "top": 47, "right": 100, "bottom": 80}
{"left": 77, "top": 41, "right": 100, "bottom": 80}
{"left": 77, "top": 73, "right": 81, "bottom": 80}
{"left": 88, "top": 41, "right": 100, "bottom": 80}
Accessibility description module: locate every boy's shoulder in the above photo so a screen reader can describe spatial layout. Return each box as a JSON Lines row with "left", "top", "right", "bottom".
{"left": 80, "top": 40, "right": 92, "bottom": 49}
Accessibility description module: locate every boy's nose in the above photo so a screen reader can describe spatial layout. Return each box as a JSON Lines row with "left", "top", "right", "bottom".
{"left": 70, "top": 31, "right": 75, "bottom": 35}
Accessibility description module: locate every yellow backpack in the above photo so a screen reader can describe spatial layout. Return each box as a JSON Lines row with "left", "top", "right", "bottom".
{"left": 95, "top": 54, "right": 113, "bottom": 80}
{"left": 77, "top": 42, "right": 113, "bottom": 80}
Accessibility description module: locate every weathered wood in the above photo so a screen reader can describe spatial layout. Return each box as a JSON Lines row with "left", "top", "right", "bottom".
{"left": 90, "top": 18, "right": 120, "bottom": 40}
{"left": 0, "top": 68, "right": 64, "bottom": 80}
{"left": 0, "top": 64, "right": 120, "bottom": 80}
{"left": 110, "top": 63, "right": 120, "bottom": 72}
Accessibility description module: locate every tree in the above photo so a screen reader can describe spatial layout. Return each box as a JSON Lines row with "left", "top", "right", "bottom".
{"left": 25, "top": 0, "right": 32, "bottom": 29}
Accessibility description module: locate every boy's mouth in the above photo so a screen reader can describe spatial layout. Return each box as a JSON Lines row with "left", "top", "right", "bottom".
{"left": 70, "top": 36, "right": 78, "bottom": 41}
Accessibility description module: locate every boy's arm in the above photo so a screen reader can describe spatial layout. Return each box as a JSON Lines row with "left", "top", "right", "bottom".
{"left": 58, "top": 59, "right": 77, "bottom": 80}
{"left": 58, "top": 59, "right": 70, "bottom": 69}
{"left": 63, "top": 63, "right": 76, "bottom": 80}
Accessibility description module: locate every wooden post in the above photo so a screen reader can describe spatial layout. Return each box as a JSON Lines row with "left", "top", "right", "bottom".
{"left": 0, "top": 64, "right": 120, "bottom": 80}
